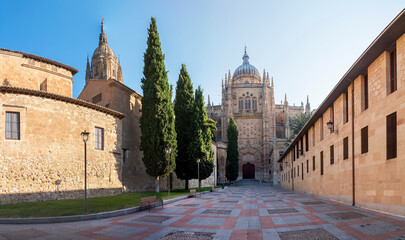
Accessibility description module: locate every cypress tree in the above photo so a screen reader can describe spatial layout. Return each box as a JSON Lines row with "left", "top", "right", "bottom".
{"left": 226, "top": 117, "right": 239, "bottom": 182}
{"left": 174, "top": 64, "right": 195, "bottom": 189}
{"left": 140, "top": 17, "right": 177, "bottom": 192}
{"left": 190, "top": 87, "right": 215, "bottom": 189}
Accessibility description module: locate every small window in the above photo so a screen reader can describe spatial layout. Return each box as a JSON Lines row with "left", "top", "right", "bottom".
{"left": 320, "top": 151, "right": 324, "bottom": 175}
{"left": 386, "top": 112, "right": 397, "bottom": 159}
{"left": 293, "top": 147, "right": 296, "bottom": 161}
{"left": 343, "top": 137, "right": 349, "bottom": 160}
{"left": 301, "top": 162, "right": 304, "bottom": 180}
{"left": 123, "top": 149, "right": 129, "bottom": 163}
{"left": 300, "top": 138, "right": 303, "bottom": 155}
{"left": 297, "top": 165, "right": 299, "bottom": 176}
{"left": 238, "top": 98, "right": 243, "bottom": 111}
{"left": 320, "top": 117, "right": 324, "bottom": 141}
{"left": 361, "top": 126, "right": 368, "bottom": 154}
{"left": 312, "top": 156, "right": 315, "bottom": 171}
{"left": 312, "top": 127, "right": 315, "bottom": 147}
{"left": 305, "top": 131, "right": 309, "bottom": 152}
{"left": 389, "top": 48, "right": 397, "bottom": 94}
{"left": 362, "top": 75, "right": 368, "bottom": 111}
{"left": 330, "top": 145, "right": 334, "bottom": 165}
{"left": 245, "top": 98, "right": 251, "bottom": 110}
{"left": 343, "top": 89, "right": 348, "bottom": 124}
{"left": 306, "top": 159, "right": 309, "bottom": 173}
{"left": 95, "top": 127, "right": 104, "bottom": 150}
{"left": 92, "top": 93, "right": 102, "bottom": 104}
{"left": 252, "top": 99, "right": 257, "bottom": 111}
{"left": 5, "top": 112, "right": 20, "bottom": 140}
{"left": 330, "top": 104, "right": 334, "bottom": 132}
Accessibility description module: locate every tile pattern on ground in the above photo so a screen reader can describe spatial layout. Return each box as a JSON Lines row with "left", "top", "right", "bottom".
{"left": 0, "top": 184, "right": 404, "bottom": 240}
{"left": 162, "top": 231, "right": 214, "bottom": 240}
{"left": 278, "top": 228, "right": 338, "bottom": 240}
{"left": 134, "top": 215, "right": 173, "bottom": 223}
{"left": 268, "top": 208, "right": 298, "bottom": 214}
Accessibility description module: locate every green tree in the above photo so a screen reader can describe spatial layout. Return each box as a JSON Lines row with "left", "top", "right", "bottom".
{"left": 190, "top": 87, "right": 215, "bottom": 189}
{"left": 226, "top": 117, "right": 239, "bottom": 182}
{"left": 140, "top": 17, "right": 177, "bottom": 192}
{"left": 174, "top": 64, "right": 195, "bottom": 189}
{"left": 290, "top": 111, "right": 313, "bottom": 135}
{"left": 285, "top": 110, "right": 314, "bottom": 146}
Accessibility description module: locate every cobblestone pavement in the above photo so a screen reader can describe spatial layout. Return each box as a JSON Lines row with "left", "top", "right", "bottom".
{"left": 1, "top": 185, "right": 405, "bottom": 239}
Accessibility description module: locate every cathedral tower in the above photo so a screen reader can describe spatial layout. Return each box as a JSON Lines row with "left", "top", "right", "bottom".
{"left": 88, "top": 19, "right": 121, "bottom": 83}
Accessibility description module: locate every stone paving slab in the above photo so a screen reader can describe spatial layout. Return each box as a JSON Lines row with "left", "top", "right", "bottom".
{"left": 0, "top": 185, "right": 404, "bottom": 239}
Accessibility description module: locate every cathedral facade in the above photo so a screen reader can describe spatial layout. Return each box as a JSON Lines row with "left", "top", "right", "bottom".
{"left": 207, "top": 48, "right": 310, "bottom": 184}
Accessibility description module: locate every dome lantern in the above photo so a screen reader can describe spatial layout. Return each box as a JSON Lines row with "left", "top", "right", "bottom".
{"left": 233, "top": 47, "right": 261, "bottom": 82}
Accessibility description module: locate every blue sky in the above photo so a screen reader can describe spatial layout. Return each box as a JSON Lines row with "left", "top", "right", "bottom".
{"left": 0, "top": 1, "right": 404, "bottom": 109}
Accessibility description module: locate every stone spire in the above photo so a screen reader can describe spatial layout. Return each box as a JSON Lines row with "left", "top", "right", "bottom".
{"left": 284, "top": 93, "right": 288, "bottom": 106}
{"left": 99, "top": 17, "right": 108, "bottom": 46}
{"left": 305, "top": 95, "right": 311, "bottom": 114}
{"left": 228, "top": 70, "right": 231, "bottom": 82}
{"left": 263, "top": 69, "right": 266, "bottom": 82}
{"left": 207, "top": 95, "right": 211, "bottom": 107}
{"left": 117, "top": 58, "right": 123, "bottom": 82}
{"left": 90, "top": 18, "right": 118, "bottom": 81}
{"left": 85, "top": 55, "right": 92, "bottom": 85}
{"left": 271, "top": 77, "right": 274, "bottom": 87}
{"left": 243, "top": 46, "right": 249, "bottom": 64}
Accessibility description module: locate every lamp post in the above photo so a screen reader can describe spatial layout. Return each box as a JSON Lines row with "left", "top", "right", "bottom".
{"left": 327, "top": 120, "right": 338, "bottom": 134}
{"left": 81, "top": 130, "right": 90, "bottom": 214}
{"left": 197, "top": 158, "right": 201, "bottom": 192}
{"left": 167, "top": 148, "right": 171, "bottom": 200}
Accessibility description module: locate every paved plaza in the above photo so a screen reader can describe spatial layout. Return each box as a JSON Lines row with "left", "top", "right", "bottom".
{"left": 0, "top": 184, "right": 405, "bottom": 239}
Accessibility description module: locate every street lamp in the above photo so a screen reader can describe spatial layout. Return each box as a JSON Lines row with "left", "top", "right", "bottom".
{"left": 81, "top": 130, "right": 90, "bottom": 214}
{"left": 167, "top": 148, "right": 171, "bottom": 200}
{"left": 197, "top": 158, "right": 201, "bottom": 192}
{"left": 326, "top": 120, "right": 338, "bottom": 134}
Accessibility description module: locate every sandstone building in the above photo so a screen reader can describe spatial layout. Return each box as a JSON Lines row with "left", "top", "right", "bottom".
{"left": 0, "top": 48, "right": 125, "bottom": 204}
{"left": 279, "top": 10, "right": 405, "bottom": 217}
{"left": 207, "top": 49, "right": 310, "bottom": 184}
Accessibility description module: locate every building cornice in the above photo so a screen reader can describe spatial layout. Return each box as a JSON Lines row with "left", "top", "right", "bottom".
{"left": 0, "top": 48, "right": 78, "bottom": 75}
{"left": 0, "top": 86, "right": 125, "bottom": 119}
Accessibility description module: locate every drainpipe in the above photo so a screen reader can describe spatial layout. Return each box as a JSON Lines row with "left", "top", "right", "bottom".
{"left": 351, "top": 82, "right": 355, "bottom": 206}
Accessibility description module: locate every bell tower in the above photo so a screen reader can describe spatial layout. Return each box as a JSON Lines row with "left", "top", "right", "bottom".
{"left": 89, "top": 18, "right": 121, "bottom": 82}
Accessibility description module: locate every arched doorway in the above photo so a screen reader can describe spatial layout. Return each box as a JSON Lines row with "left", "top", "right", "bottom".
{"left": 243, "top": 163, "right": 255, "bottom": 179}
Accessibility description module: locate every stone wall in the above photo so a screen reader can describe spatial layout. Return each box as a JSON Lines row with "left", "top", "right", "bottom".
{"left": 0, "top": 92, "right": 123, "bottom": 205}
{"left": 0, "top": 50, "right": 74, "bottom": 97}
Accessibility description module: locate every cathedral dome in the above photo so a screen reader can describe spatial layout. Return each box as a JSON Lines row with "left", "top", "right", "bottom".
{"left": 92, "top": 43, "right": 115, "bottom": 60}
{"left": 233, "top": 48, "right": 261, "bottom": 81}
{"left": 91, "top": 20, "right": 115, "bottom": 61}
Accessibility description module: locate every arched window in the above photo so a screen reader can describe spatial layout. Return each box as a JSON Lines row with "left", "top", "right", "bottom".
{"left": 252, "top": 98, "right": 257, "bottom": 111}
{"left": 245, "top": 97, "right": 251, "bottom": 110}
{"left": 238, "top": 98, "right": 243, "bottom": 111}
